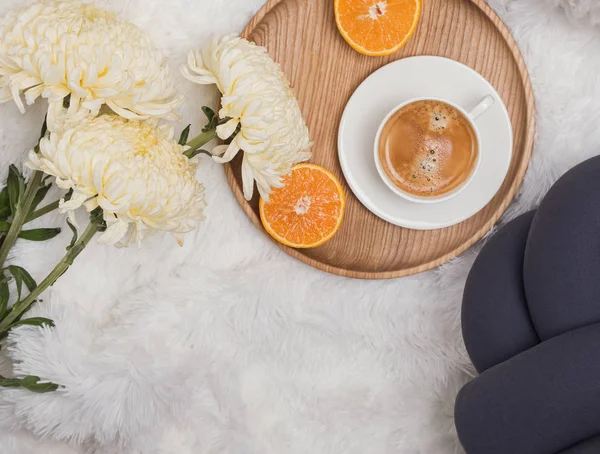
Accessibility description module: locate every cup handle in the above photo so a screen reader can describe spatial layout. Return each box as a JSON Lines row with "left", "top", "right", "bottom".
{"left": 468, "top": 95, "right": 495, "bottom": 121}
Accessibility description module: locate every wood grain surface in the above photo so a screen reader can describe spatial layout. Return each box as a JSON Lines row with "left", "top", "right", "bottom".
{"left": 225, "top": 0, "right": 536, "bottom": 279}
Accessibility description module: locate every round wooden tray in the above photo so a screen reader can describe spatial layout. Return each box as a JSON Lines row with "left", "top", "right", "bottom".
{"left": 225, "top": 0, "right": 535, "bottom": 279}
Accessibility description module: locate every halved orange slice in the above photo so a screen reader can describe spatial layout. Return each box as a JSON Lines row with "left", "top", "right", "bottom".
{"left": 335, "top": 0, "right": 422, "bottom": 56}
{"left": 259, "top": 163, "right": 346, "bottom": 249}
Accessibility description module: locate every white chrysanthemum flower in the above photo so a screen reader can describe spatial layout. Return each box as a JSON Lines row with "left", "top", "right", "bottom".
{"left": 26, "top": 111, "right": 206, "bottom": 246}
{"left": 0, "top": 0, "right": 182, "bottom": 119}
{"left": 182, "top": 35, "right": 311, "bottom": 201}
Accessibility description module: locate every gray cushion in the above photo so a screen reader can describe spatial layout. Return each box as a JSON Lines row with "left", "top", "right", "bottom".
{"left": 456, "top": 156, "right": 600, "bottom": 453}
{"left": 456, "top": 324, "right": 600, "bottom": 454}
{"left": 525, "top": 157, "right": 600, "bottom": 340}
{"left": 558, "top": 435, "right": 600, "bottom": 454}
{"left": 462, "top": 211, "right": 538, "bottom": 373}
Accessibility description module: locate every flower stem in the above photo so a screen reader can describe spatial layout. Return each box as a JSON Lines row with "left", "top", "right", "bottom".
{"left": 0, "top": 171, "right": 43, "bottom": 269}
{"left": 0, "top": 221, "right": 99, "bottom": 333}
{"left": 25, "top": 200, "right": 60, "bottom": 223}
{"left": 184, "top": 129, "right": 218, "bottom": 158}
{"left": 25, "top": 190, "right": 72, "bottom": 224}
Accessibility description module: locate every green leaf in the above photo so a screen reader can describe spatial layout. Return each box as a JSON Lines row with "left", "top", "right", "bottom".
{"left": 7, "top": 165, "right": 24, "bottom": 216}
{"left": 28, "top": 184, "right": 51, "bottom": 216}
{"left": 18, "top": 228, "right": 61, "bottom": 241}
{"left": 8, "top": 265, "right": 36, "bottom": 292}
{"left": 179, "top": 124, "right": 191, "bottom": 146}
{"left": 8, "top": 265, "right": 36, "bottom": 302}
{"left": 0, "top": 187, "right": 9, "bottom": 208}
{"left": 40, "top": 116, "right": 48, "bottom": 140}
{"left": 201, "top": 107, "right": 220, "bottom": 134}
{"left": 0, "top": 280, "right": 8, "bottom": 319}
{"left": 0, "top": 375, "right": 59, "bottom": 393}
{"left": 0, "top": 221, "right": 10, "bottom": 232}
{"left": 0, "top": 188, "right": 10, "bottom": 221}
{"left": 0, "top": 375, "right": 20, "bottom": 388}
{"left": 202, "top": 106, "right": 216, "bottom": 123}
{"left": 8, "top": 317, "right": 54, "bottom": 329}
{"left": 0, "top": 207, "right": 10, "bottom": 222}
{"left": 66, "top": 218, "right": 78, "bottom": 250}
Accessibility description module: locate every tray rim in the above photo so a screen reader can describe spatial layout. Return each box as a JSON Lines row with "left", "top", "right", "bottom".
{"left": 224, "top": 0, "right": 536, "bottom": 280}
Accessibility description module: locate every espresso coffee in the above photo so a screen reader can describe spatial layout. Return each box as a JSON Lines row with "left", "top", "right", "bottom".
{"left": 378, "top": 100, "right": 478, "bottom": 198}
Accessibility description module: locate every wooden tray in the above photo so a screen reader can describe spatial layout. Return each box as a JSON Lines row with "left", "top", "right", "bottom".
{"left": 225, "top": 0, "right": 535, "bottom": 279}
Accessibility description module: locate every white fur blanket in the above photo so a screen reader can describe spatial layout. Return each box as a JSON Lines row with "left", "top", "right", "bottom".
{"left": 0, "top": 0, "right": 598, "bottom": 453}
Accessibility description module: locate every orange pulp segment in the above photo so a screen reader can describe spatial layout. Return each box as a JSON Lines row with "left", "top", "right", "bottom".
{"left": 259, "top": 163, "right": 346, "bottom": 249}
{"left": 334, "top": 0, "right": 422, "bottom": 56}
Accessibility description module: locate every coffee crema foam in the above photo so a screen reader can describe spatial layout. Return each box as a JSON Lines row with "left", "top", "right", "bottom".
{"left": 378, "top": 100, "right": 478, "bottom": 197}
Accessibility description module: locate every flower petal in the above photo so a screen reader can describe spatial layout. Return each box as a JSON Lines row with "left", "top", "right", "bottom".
{"left": 182, "top": 35, "right": 311, "bottom": 198}
{"left": 31, "top": 113, "right": 206, "bottom": 248}
{"left": 212, "top": 141, "right": 241, "bottom": 164}
{"left": 216, "top": 118, "right": 239, "bottom": 140}
{"left": 98, "top": 218, "right": 130, "bottom": 245}
{"left": 59, "top": 192, "right": 90, "bottom": 212}
{"left": 0, "top": 1, "right": 180, "bottom": 119}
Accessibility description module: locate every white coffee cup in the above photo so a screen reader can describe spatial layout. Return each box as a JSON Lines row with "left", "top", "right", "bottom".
{"left": 373, "top": 95, "right": 495, "bottom": 204}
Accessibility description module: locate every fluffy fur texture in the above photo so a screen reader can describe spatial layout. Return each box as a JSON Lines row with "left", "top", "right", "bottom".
{"left": 0, "top": 0, "right": 598, "bottom": 453}
{"left": 557, "top": 0, "right": 600, "bottom": 25}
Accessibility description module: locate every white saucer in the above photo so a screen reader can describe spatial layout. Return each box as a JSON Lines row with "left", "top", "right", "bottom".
{"left": 338, "top": 56, "right": 513, "bottom": 230}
